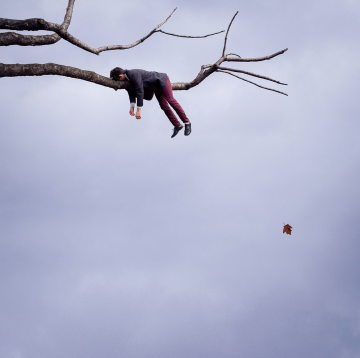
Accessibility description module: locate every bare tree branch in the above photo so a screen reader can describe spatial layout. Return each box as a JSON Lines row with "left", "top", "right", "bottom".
{"left": 61, "top": 0, "right": 75, "bottom": 31}
{"left": 0, "top": 17, "right": 50, "bottom": 31}
{"left": 173, "top": 25, "right": 288, "bottom": 92}
{"left": 0, "top": 62, "right": 131, "bottom": 90}
{"left": 0, "top": 5, "right": 224, "bottom": 53}
{"left": 0, "top": 62, "right": 216, "bottom": 92}
{"left": 157, "top": 29, "right": 225, "bottom": 38}
{"left": 222, "top": 11, "right": 238, "bottom": 57}
{"left": 217, "top": 70, "right": 288, "bottom": 96}
{"left": 91, "top": 8, "right": 179, "bottom": 54}
{"left": 226, "top": 53, "right": 241, "bottom": 58}
{"left": 0, "top": 17, "right": 62, "bottom": 46}
{"left": 154, "top": 7, "right": 177, "bottom": 30}
{"left": 0, "top": 40, "right": 288, "bottom": 93}
{"left": 0, "top": 41, "right": 288, "bottom": 93}
{"left": 0, "top": 62, "right": 204, "bottom": 93}
{"left": 92, "top": 8, "right": 177, "bottom": 54}
{"left": 0, "top": 32, "right": 60, "bottom": 46}
{"left": 217, "top": 66, "right": 288, "bottom": 85}
{"left": 225, "top": 48, "right": 288, "bottom": 62}
{"left": 0, "top": 11, "right": 288, "bottom": 97}
{"left": 0, "top": 0, "right": 75, "bottom": 47}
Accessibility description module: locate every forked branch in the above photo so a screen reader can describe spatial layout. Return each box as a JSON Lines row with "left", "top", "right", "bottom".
{"left": 0, "top": 2, "right": 224, "bottom": 52}
{"left": 217, "top": 66, "right": 287, "bottom": 85}
{"left": 218, "top": 70, "right": 288, "bottom": 96}
{"left": 0, "top": 0, "right": 75, "bottom": 47}
{"left": 0, "top": 12, "right": 288, "bottom": 96}
{"left": 163, "top": 12, "right": 289, "bottom": 93}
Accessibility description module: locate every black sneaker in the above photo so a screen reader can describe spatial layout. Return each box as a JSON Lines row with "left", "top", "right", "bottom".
{"left": 184, "top": 122, "right": 191, "bottom": 136}
{"left": 171, "top": 125, "right": 183, "bottom": 138}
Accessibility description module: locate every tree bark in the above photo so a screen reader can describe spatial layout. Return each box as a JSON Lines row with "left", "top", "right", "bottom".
{"left": 0, "top": 32, "right": 60, "bottom": 46}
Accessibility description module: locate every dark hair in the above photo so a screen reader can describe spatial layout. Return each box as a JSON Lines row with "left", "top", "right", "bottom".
{"left": 110, "top": 67, "right": 126, "bottom": 80}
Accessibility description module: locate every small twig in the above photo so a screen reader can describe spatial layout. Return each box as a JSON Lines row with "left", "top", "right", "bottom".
{"left": 222, "top": 11, "right": 238, "bottom": 57}
{"left": 225, "top": 48, "right": 288, "bottom": 63}
{"left": 78, "top": 8, "right": 178, "bottom": 54}
{"left": 96, "top": 10, "right": 223, "bottom": 53}
{"left": 154, "top": 8, "right": 177, "bottom": 30}
{"left": 157, "top": 29, "right": 224, "bottom": 38}
{"left": 217, "top": 66, "right": 287, "bottom": 85}
{"left": 226, "top": 53, "right": 241, "bottom": 58}
{"left": 217, "top": 70, "right": 288, "bottom": 96}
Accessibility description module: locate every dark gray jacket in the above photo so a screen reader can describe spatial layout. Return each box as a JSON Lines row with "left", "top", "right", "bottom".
{"left": 125, "top": 69, "right": 167, "bottom": 107}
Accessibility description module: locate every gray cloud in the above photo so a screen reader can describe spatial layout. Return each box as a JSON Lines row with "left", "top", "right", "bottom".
{"left": 1, "top": 0, "right": 360, "bottom": 357}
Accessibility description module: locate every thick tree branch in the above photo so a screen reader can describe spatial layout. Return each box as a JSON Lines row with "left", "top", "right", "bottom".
{"left": 0, "top": 32, "right": 60, "bottom": 46}
{"left": 0, "top": 5, "right": 224, "bottom": 52}
{"left": 0, "top": 62, "right": 216, "bottom": 92}
{"left": 0, "top": 17, "right": 51, "bottom": 31}
{"left": 0, "top": 62, "right": 131, "bottom": 90}
{"left": 0, "top": 17, "right": 62, "bottom": 46}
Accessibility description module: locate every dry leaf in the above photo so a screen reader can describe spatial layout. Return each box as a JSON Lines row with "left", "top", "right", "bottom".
{"left": 283, "top": 223, "right": 292, "bottom": 235}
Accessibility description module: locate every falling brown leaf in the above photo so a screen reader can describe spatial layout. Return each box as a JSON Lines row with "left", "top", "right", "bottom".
{"left": 283, "top": 223, "right": 292, "bottom": 235}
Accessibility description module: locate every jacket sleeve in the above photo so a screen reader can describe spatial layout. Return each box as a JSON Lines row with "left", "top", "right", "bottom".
{"left": 131, "top": 71, "right": 144, "bottom": 107}
{"left": 126, "top": 89, "right": 136, "bottom": 104}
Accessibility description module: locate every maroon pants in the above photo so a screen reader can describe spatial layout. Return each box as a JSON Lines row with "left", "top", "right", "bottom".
{"left": 155, "top": 76, "right": 190, "bottom": 127}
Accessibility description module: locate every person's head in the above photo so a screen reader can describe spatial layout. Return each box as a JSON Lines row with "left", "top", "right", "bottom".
{"left": 110, "top": 67, "right": 126, "bottom": 81}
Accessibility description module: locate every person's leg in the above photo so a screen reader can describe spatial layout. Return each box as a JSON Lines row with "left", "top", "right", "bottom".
{"left": 162, "top": 77, "right": 190, "bottom": 124}
{"left": 155, "top": 90, "right": 181, "bottom": 127}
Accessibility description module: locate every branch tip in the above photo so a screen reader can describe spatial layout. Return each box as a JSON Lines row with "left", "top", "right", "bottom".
{"left": 218, "top": 66, "right": 288, "bottom": 85}
{"left": 217, "top": 70, "right": 288, "bottom": 96}
{"left": 222, "top": 11, "right": 239, "bottom": 57}
{"left": 158, "top": 29, "right": 225, "bottom": 39}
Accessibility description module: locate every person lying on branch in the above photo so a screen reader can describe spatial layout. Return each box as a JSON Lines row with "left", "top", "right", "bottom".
{"left": 110, "top": 67, "right": 191, "bottom": 138}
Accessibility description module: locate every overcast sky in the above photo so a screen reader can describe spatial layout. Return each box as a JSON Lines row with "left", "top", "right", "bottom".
{"left": 1, "top": 0, "right": 360, "bottom": 357}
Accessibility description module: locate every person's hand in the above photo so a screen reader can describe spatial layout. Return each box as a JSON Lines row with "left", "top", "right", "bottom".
{"left": 136, "top": 108, "right": 141, "bottom": 120}
{"left": 129, "top": 107, "right": 135, "bottom": 116}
